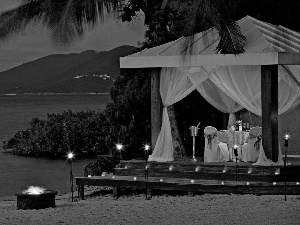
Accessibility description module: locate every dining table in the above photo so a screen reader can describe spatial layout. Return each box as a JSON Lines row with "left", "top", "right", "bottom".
{"left": 217, "top": 130, "right": 249, "bottom": 161}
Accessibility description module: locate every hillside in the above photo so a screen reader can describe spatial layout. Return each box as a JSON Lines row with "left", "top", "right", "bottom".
{"left": 0, "top": 45, "right": 137, "bottom": 94}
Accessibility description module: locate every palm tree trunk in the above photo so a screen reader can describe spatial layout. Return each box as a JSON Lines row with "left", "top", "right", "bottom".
{"left": 167, "top": 105, "right": 186, "bottom": 157}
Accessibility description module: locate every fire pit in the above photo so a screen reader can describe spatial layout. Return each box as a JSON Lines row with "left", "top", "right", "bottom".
{"left": 16, "top": 186, "right": 58, "bottom": 210}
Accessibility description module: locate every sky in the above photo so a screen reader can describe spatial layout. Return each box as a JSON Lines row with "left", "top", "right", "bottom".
{"left": 0, "top": 0, "right": 147, "bottom": 72}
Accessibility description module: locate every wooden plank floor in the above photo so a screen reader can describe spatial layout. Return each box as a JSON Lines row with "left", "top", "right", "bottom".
{"left": 75, "top": 174, "right": 300, "bottom": 200}
{"left": 75, "top": 159, "right": 300, "bottom": 199}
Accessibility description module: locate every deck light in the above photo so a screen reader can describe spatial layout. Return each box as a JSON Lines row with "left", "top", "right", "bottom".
{"left": 144, "top": 144, "right": 150, "bottom": 163}
{"left": 283, "top": 133, "right": 290, "bottom": 201}
{"left": 116, "top": 144, "right": 123, "bottom": 164}
{"left": 144, "top": 144, "right": 150, "bottom": 151}
{"left": 284, "top": 134, "right": 290, "bottom": 147}
{"left": 191, "top": 180, "right": 195, "bottom": 183}
{"left": 116, "top": 144, "right": 123, "bottom": 150}
{"left": 233, "top": 145, "right": 238, "bottom": 159}
{"left": 67, "top": 152, "right": 74, "bottom": 159}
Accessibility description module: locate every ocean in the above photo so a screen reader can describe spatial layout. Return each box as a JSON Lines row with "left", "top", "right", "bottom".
{"left": 0, "top": 94, "right": 112, "bottom": 197}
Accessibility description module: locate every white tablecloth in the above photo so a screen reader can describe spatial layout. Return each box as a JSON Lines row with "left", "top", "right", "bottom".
{"left": 218, "top": 130, "right": 249, "bottom": 147}
{"left": 217, "top": 130, "right": 249, "bottom": 161}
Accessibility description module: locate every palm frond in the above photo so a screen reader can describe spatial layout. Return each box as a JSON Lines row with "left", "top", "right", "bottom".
{"left": 215, "top": 20, "right": 246, "bottom": 54}
{"left": 0, "top": 0, "right": 122, "bottom": 46}
{"left": 0, "top": 0, "right": 45, "bottom": 41}
{"left": 171, "top": 0, "right": 246, "bottom": 54}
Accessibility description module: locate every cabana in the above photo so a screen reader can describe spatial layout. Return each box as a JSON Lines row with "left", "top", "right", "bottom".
{"left": 75, "top": 16, "right": 300, "bottom": 198}
{"left": 120, "top": 16, "right": 300, "bottom": 166}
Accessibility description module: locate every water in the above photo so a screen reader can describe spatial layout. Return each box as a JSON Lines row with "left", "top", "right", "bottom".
{"left": 0, "top": 94, "right": 112, "bottom": 197}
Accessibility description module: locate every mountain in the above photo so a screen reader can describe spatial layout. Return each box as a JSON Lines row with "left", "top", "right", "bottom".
{"left": 0, "top": 45, "right": 137, "bottom": 94}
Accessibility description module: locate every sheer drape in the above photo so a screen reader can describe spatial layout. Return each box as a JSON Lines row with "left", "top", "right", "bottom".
{"left": 253, "top": 144, "right": 284, "bottom": 166}
{"left": 209, "top": 65, "right": 300, "bottom": 116}
{"left": 148, "top": 65, "right": 300, "bottom": 164}
{"left": 186, "top": 67, "right": 243, "bottom": 126}
{"left": 148, "top": 68, "right": 195, "bottom": 162}
{"left": 208, "top": 65, "right": 300, "bottom": 165}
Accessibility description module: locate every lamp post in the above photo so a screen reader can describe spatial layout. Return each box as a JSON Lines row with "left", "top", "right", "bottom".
{"left": 284, "top": 134, "right": 290, "bottom": 201}
{"left": 116, "top": 144, "right": 123, "bottom": 165}
{"left": 144, "top": 144, "right": 151, "bottom": 200}
{"left": 67, "top": 152, "right": 74, "bottom": 202}
{"left": 144, "top": 144, "right": 150, "bottom": 178}
{"left": 233, "top": 145, "right": 238, "bottom": 195}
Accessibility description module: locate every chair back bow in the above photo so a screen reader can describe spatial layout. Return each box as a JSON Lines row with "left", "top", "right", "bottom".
{"left": 253, "top": 132, "right": 262, "bottom": 151}
{"left": 204, "top": 132, "right": 217, "bottom": 150}
{"left": 248, "top": 132, "right": 262, "bottom": 152}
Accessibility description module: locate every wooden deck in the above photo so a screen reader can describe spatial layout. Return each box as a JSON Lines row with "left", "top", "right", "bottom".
{"left": 75, "top": 158, "right": 300, "bottom": 200}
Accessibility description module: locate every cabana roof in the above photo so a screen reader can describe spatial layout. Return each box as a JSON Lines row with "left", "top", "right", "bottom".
{"left": 120, "top": 16, "right": 300, "bottom": 68}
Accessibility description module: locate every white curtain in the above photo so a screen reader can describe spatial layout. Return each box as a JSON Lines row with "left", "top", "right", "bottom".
{"left": 149, "top": 65, "right": 300, "bottom": 164}
{"left": 148, "top": 68, "right": 196, "bottom": 162}
{"left": 209, "top": 65, "right": 300, "bottom": 116}
{"left": 186, "top": 66, "right": 243, "bottom": 127}
{"left": 253, "top": 144, "right": 284, "bottom": 166}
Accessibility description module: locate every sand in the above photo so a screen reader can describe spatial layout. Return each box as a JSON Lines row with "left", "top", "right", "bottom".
{"left": 1, "top": 187, "right": 300, "bottom": 225}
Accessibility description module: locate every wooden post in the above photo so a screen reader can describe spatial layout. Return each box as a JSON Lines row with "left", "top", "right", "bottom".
{"left": 113, "top": 187, "right": 120, "bottom": 200}
{"left": 151, "top": 68, "right": 163, "bottom": 149}
{"left": 261, "top": 65, "right": 278, "bottom": 161}
{"left": 188, "top": 191, "right": 194, "bottom": 197}
{"left": 146, "top": 189, "right": 152, "bottom": 199}
{"left": 78, "top": 185, "right": 84, "bottom": 200}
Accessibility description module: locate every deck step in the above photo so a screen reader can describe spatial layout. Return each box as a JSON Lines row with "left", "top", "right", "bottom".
{"left": 75, "top": 174, "right": 300, "bottom": 196}
{"left": 114, "top": 168, "right": 276, "bottom": 182}
{"left": 119, "top": 161, "right": 281, "bottom": 175}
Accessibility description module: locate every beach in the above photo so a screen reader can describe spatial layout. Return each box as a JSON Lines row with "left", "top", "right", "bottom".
{"left": 1, "top": 187, "right": 300, "bottom": 225}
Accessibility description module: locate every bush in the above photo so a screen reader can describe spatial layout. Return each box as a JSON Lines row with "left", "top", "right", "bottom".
{"left": 4, "top": 111, "right": 108, "bottom": 157}
{"left": 84, "top": 156, "right": 118, "bottom": 177}
{"left": 3, "top": 68, "right": 152, "bottom": 159}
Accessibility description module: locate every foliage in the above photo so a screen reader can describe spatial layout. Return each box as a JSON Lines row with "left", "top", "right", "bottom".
{"left": 84, "top": 156, "right": 118, "bottom": 176}
{"left": 121, "top": 0, "right": 246, "bottom": 54}
{"left": 0, "top": 0, "right": 246, "bottom": 53}
{"left": 4, "top": 110, "right": 107, "bottom": 157}
{"left": 105, "top": 68, "right": 151, "bottom": 159}
{"left": 0, "top": 0, "right": 120, "bottom": 46}
{"left": 4, "top": 68, "right": 151, "bottom": 159}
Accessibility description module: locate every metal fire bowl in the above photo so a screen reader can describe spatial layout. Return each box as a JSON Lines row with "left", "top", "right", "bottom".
{"left": 16, "top": 190, "right": 58, "bottom": 210}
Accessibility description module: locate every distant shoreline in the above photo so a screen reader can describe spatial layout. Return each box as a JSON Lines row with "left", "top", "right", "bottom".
{"left": 0, "top": 93, "right": 110, "bottom": 96}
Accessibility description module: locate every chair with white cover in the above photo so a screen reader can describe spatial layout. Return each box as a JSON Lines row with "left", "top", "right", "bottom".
{"left": 241, "top": 127, "right": 262, "bottom": 163}
{"left": 217, "top": 131, "right": 230, "bottom": 162}
{"left": 204, "top": 126, "right": 228, "bottom": 162}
